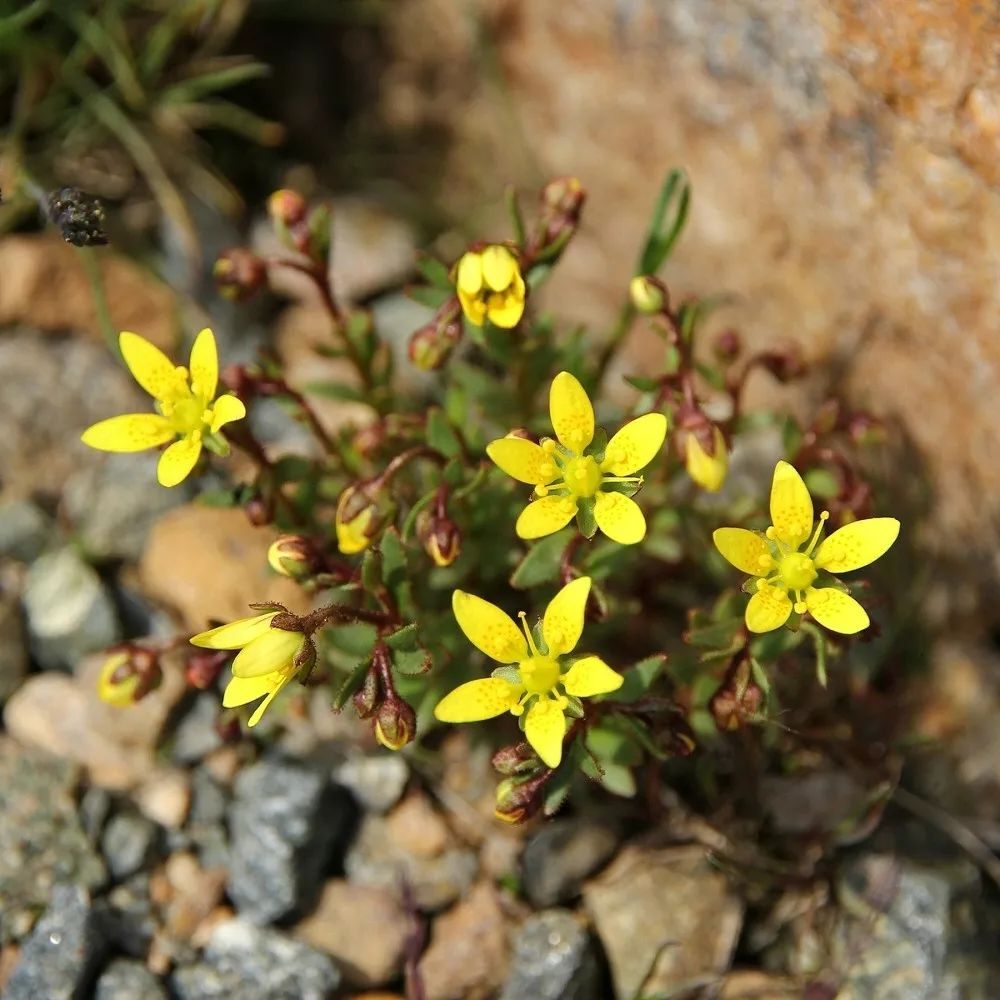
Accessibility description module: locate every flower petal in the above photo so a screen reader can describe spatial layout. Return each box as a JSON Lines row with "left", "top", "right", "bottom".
{"left": 814, "top": 518, "right": 900, "bottom": 573}
{"left": 119, "top": 331, "right": 183, "bottom": 402}
{"left": 188, "top": 327, "right": 218, "bottom": 400}
{"left": 452, "top": 590, "right": 527, "bottom": 664}
{"left": 769, "top": 460, "right": 813, "bottom": 547}
{"left": 561, "top": 655, "right": 623, "bottom": 698}
{"left": 713, "top": 527, "right": 773, "bottom": 576}
{"left": 157, "top": 435, "right": 202, "bottom": 487}
{"left": 524, "top": 698, "right": 568, "bottom": 768}
{"left": 594, "top": 491, "right": 646, "bottom": 545}
{"left": 231, "top": 627, "right": 304, "bottom": 678}
{"left": 191, "top": 612, "right": 278, "bottom": 650}
{"left": 602, "top": 412, "right": 668, "bottom": 476}
{"left": 434, "top": 677, "right": 522, "bottom": 722}
{"left": 81, "top": 413, "right": 175, "bottom": 452}
{"left": 805, "top": 587, "right": 870, "bottom": 634}
{"left": 222, "top": 670, "right": 282, "bottom": 708}
{"left": 486, "top": 289, "right": 525, "bottom": 329}
{"left": 481, "top": 245, "right": 517, "bottom": 290}
{"left": 542, "top": 576, "right": 591, "bottom": 656}
{"left": 516, "top": 496, "right": 578, "bottom": 540}
{"left": 549, "top": 371, "right": 594, "bottom": 453}
{"left": 745, "top": 584, "right": 793, "bottom": 633}
{"left": 684, "top": 427, "right": 728, "bottom": 492}
{"left": 487, "top": 437, "right": 556, "bottom": 485}
{"left": 209, "top": 393, "right": 246, "bottom": 433}
{"left": 456, "top": 252, "right": 483, "bottom": 296}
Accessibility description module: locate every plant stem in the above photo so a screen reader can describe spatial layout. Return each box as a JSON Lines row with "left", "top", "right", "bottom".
{"left": 77, "top": 246, "right": 119, "bottom": 359}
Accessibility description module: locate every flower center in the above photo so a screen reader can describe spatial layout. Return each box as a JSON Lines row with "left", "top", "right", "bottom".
{"left": 779, "top": 552, "right": 817, "bottom": 591}
{"left": 166, "top": 395, "right": 207, "bottom": 435}
{"left": 562, "top": 456, "right": 602, "bottom": 498}
{"left": 519, "top": 655, "right": 561, "bottom": 695}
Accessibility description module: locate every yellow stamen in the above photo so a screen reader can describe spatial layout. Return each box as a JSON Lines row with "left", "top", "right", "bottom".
{"left": 518, "top": 611, "right": 541, "bottom": 656}
{"left": 804, "top": 510, "right": 830, "bottom": 556}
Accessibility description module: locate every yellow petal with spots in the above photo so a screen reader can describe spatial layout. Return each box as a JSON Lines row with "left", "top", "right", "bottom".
{"left": 594, "top": 491, "right": 646, "bottom": 545}
{"left": 769, "top": 461, "right": 813, "bottom": 547}
{"left": 542, "top": 576, "right": 591, "bottom": 656}
{"left": 487, "top": 437, "right": 554, "bottom": 485}
{"left": 561, "top": 655, "right": 623, "bottom": 698}
{"left": 745, "top": 584, "right": 793, "bottom": 633}
{"left": 191, "top": 612, "right": 278, "bottom": 649}
{"left": 486, "top": 288, "right": 525, "bottom": 328}
{"left": 524, "top": 698, "right": 568, "bottom": 768}
{"left": 452, "top": 591, "right": 527, "bottom": 664}
{"left": 119, "top": 331, "right": 183, "bottom": 402}
{"left": 157, "top": 435, "right": 202, "bottom": 487}
{"left": 210, "top": 393, "right": 246, "bottom": 433}
{"left": 602, "top": 412, "right": 668, "bottom": 476}
{"left": 713, "top": 527, "right": 772, "bottom": 576}
{"left": 188, "top": 327, "right": 218, "bottom": 400}
{"left": 81, "top": 413, "right": 175, "bottom": 452}
{"left": 231, "top": 627, "right": 305, "bottom": 678}
{"left": 481, "top": 245, "right": 517, "bottom": 290}
{"left": 455, "top": 252, "right": 483, "bottom": 296}
{"left": 434, "top": 677, "right": 522, "bottom": 722}
{"left": 805, "top": 587, "right": 870, "bottom": 634}
{"left": 814, "top": 518, "right": 900, "bottom": 573}
{"left": 516, "top": 496, "right": 578, "bottom": 540}
{"left": 458, "top": 289, "right": 487, "bottom": 326}
{"left": 549, "top": 371, "right": 594, "bottom": 453}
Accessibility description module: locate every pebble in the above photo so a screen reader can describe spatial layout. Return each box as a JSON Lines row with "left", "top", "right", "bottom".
{"left": 0, "top": 498, "right": 51, "bottom": 562}
{"left": 227, "top": 757, "right": 354, "bottom": 924}
{"left": 332, "top": 752, "right": 409, "bottom": 814}
{"left": 135, "top": 768, "right": 191, "bottom": 829}
{"left": 0, "top": 592, "right": 28, "bottom": 704}
{"left": 101, "top": 810, "right": 161, "bottom": 881}
{"left": 521, "top": 818, "right": 619, "bottom": 907}
{"left": 171, "top": 918, "right": 341, "bottom": 1000}
{"left": 94, "top": 958, "right": 168, "bottom": 1000}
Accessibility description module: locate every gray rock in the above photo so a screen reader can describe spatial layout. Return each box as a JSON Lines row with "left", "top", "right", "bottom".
{"left": 170, "top": 694, "right": 223, "bottom": 764}
{"left": 187, "top": 768, "right": 231, "bottom": 870}
{"left": 171, "top": 919, "right": 341, "bottom": 1000}
{"left": 227, "top": 757, "right": 353, "bottom": 924}
{"left": 94, "top": 958, "right": 168, "bottom": 1000}
{"left": 64, "top": 453, "right": 188, "bottom": 562}
{"left": 3, "top": 884, "right": 107, "bottom": 1000}
{"left": 101, "top": 811, "right": 160, "bottom": 881}
{"left": 100, "top": 874, "right": 157, "bottom": 957}
{"left": 23, "top": 547, "right": 120, "bottom": 670}
{"left": 332, "top": 752, "right": 409, "bottom": 813}
{"left": 79, "top": 786, "right": 112, "bottom": 843}
{"left": 0, "top": 592, "right": 28, "bottom": 704}
{"left": 521, "top": 818, "right": 619, "bottom": 907}
{"left": 0, "top": 740, "right": 106, "bottom": 944}
{"left": 0, "top": 499, "right": 51, "bottom": 563}
{"left": 500, "top": 910, "right": 603, "bottom": 1000}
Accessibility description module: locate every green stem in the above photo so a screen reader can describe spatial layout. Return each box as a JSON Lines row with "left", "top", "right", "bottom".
{"left": 78, "top": 246, "right": 119, "bottom": 359}
{"left": 799, "top": 621, "right": 828, "bottom": 688}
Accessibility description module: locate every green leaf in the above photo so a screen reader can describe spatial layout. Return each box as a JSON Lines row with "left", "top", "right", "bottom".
{"left": 403, "top": 491, "right": 436, "bottom": 541}
{"left": 625, "top": 375, "right": 661, "bottom": 393}
{"left": 407, "top": 285, "right": 452, "bottom": 309}
{"left": 393, "top": 646, "right": 432, "bottom": 675}
{"left": 426, "top": 408, "right": 463, "bottom": 458}
{"left": 637, "top": 169, "right": 691, "bottom": 275}
{"left": 542, "top": 764, "right": 575, "bottom": 817}
{"left": 612, "top": 655, "right": 667, "bottom": 703}
{"left": 510, "top": 530, "right": 572, "bottom": 589}
{"left": 196, "top": 488, "right": 239, "bottom": 508}
{"left": 333, "top": 658, "right": 371, "bottom": 710}
{"left": 505, "top": 185, "right": 526, "bottom": 245}
{"left": 271, "top": 455, "right": 313, "bottom": 484}
{"left": 361, "top": 548, "right": 382, "bottom": 592}
{"left": 415, "top": 253, "right": 453, "bottom": 289}
{"left": 804, "top": 467, "right": 840, "bottom": 500}
{"left": 580, "top": 756, "right": 637, "bottom": 797}
{"left": 576, "top": 498, "right": 597, "bottom": 539}
{"left": 303, "top": 381, "right": 367, "bottom": 403}
{"left": 379, "top": 528, "right": 408, "bottom": 592}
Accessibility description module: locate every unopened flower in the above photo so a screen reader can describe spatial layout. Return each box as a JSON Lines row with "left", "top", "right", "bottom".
{"left": 374, "top": 694, "right": 417, "bottom": 750}
{"left": 629, "top": 275, "right": 667, "bottom": 315}
{"left": 190, "top": 612, "right": 309, "bottom": 727}
{"left": 487, "top": 372, "right": 667, "bottom": 544}
{"left": 493, "top": 770, "right": 553, "bottom": 824}
{"left": 96, "top": 647, "right": 161, "bottom": 706}
{"left": 417, "top": 495, "right": 462, "bottom": 567}
{"left": 213, "top": 248, "right": 267, "bottom": 301}
{"left": 455, "top": 245, "right": 526, "bottom": 328}
{"left": 684, "top": 425, "right": 728, "bottom": 492}
{"left": 267, "top": 535, "right": 315, "bottom": 579}
{"left": 408, "top": 301, "right": 463, "bottom": 370}
{"left": 434, "top": 578, "right": 623, "bottom": 768}
{"left": 81, "top": 329, "right": 246, "bottom": 487}
{"left": 713, "top": 461, "right": 899, "bottom": 634}
{"left": 334, "top": 484, "right": 379, "bottom": 555}
{"left": 267, "top": 188, "right": 308, "bottom": 228}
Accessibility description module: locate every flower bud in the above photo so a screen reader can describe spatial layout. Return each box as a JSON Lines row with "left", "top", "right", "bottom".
{"left": 244, "top": 492, "right": 275, "bottom": 527}
{"left": 97, "top": 646, "right": 161, "bottom": 706}
{"left": 48, "top": 187, "right": 109, "bottom": 247}
{"left": 185, "top": 649, "right": 228, "bottom": 690}
{"left": 374, "top": 694, "right": 417, "bottom": 751}
{"left": 630, "top": 275, "right": 668, "bottom": 315}
{"left": 213, "top": 248, "right": 267, "bottom": 302}
{"left": 267, "top": 534, "right": 315, "bottom": 579}
{"left": 417, "top": 508, "right": 462, "bottom": 567}
{"left": 352, "top": 667, "right": 382, "bottom": 719}
{"left": 541, "top": 176, "right": 586, "bottom": 220}
{"left": 408, "top": 302, "right": 463, "bottom": 371}
{"left": 493, "top": 770, "right": 552, "bottom": 824}
{"left": 758, "top": 348, "right": 806, "bottom": 383}
{"left": 334, "top": 483, "right": 380, "bottom": 555}
{"left": 267, "top": 188, "right": 308, "bottom": 228}
{"left": 713, "top": 328, "right": 742, "bottom": 361}
{"left": 491, "top": 741, "right": 541, "bottom": 776}
{"left": 684, "top": 425, "right": 728, "bottom": 493}
{"left": 709, "top": 658, "right": 763, "bottom": 732}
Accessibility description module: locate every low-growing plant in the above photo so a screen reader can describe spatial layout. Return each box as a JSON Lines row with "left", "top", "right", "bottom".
{"left": 84, "top": 171, "right": 903, "bottom": 825}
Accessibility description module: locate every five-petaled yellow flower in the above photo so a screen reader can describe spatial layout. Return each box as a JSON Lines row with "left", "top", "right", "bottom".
{"left": 191, "top": 612, "right": 307, "bottom": 727}
{"left": 487, "top": 372, "right": 667, "bottom": 544}
{"left": 81, "top": 328, "right": 246, "bottom": 487}
{"left": 713, "top": 461, "right": 899, "bottom": 635}
{"left": 455, "top": 245, "right": 526, "bottom": 328}
{"left": 434, "top": 578, "right": 623, "bottom": 768}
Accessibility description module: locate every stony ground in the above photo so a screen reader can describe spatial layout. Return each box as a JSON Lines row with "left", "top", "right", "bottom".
{"left": 3, "top": 234, "right": 1000, "bottom": 1000}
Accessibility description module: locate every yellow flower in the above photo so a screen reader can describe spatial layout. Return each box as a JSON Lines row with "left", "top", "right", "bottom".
{"left": 455, "top": 245, "right": 526, "bottom": 328}
{"left": 434, "top": 578, "right": 623, "bottom": 768}
{"left": 191, "top": 612, "right": 307, "bottom": 727}
{"left": 335, "top": 486, "right": 377, "bottom": 555}
{"left": 685, "top": 426, "right": 728, "bottom": 492}
{"left": 713, "top": 461, "right": 899, "bottom": 635}
{"left": 487, "top": 372, "right": 668, "bottom": 544}
{"left": 81, "top": 328, "right": 246, "bottom": 487}
{"left": 97, "top": 652, "right": 139, "bottom": 707}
